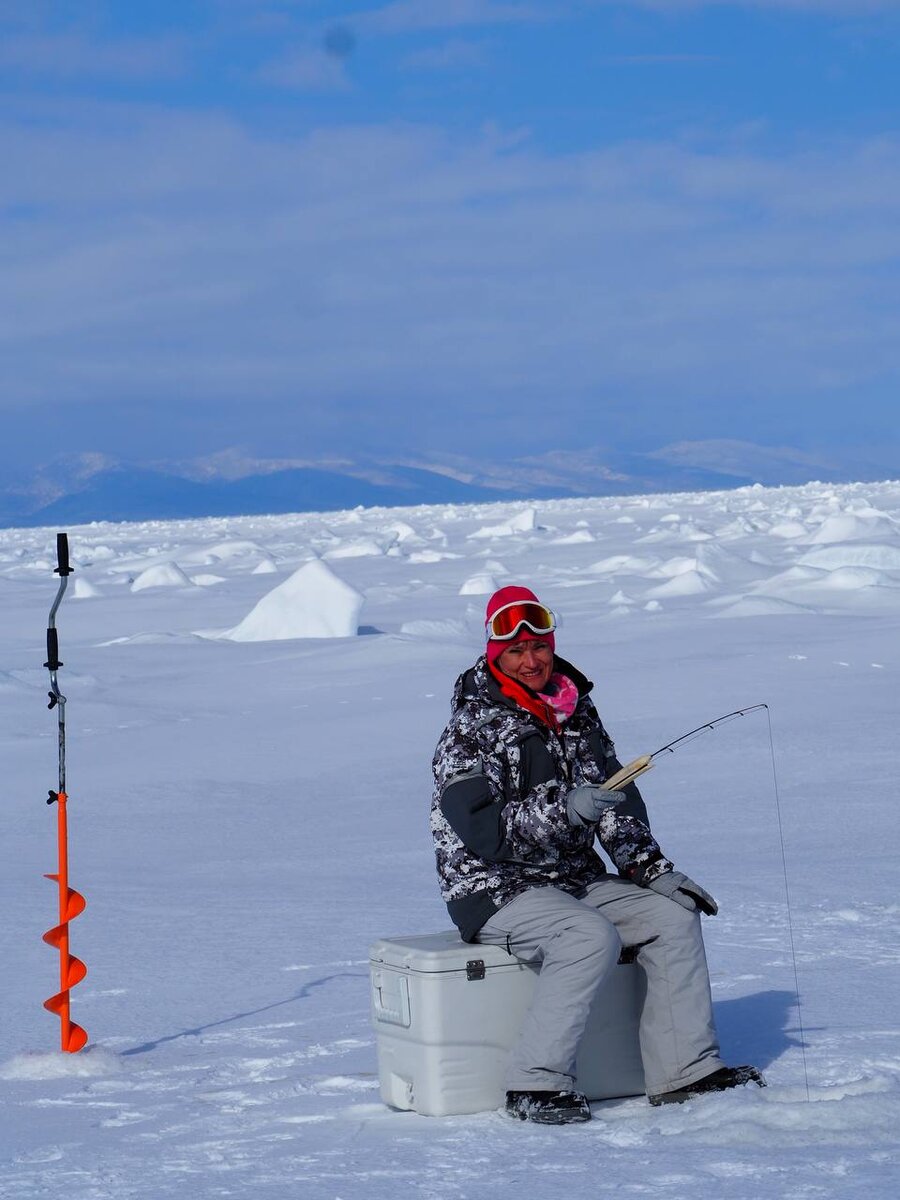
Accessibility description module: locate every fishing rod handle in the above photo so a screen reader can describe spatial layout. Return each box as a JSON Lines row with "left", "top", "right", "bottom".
{"left": 601, "top": 755, "right": 653, "bottom": 792}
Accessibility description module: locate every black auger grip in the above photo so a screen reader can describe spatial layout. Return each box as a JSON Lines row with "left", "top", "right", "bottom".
{"left": 55, "top": 532, "right": 72, "bottom": 577}
{"left": 45, "top": 628, "right": 62, "bottom": 671}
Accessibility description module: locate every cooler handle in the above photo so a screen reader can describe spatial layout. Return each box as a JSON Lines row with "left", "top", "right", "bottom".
{"left": 372, "top": 969, "right": 411, "bottom": 1028}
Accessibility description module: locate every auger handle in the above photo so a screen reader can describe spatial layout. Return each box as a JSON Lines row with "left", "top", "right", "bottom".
{"left": 601, "top": 754, "right": 653, "bottom": 792}
{"left": 45, "top": 628, "right": 62, "bottom": 672}
{"left": 55, "top": 533, "right": 72, "bottom": 577}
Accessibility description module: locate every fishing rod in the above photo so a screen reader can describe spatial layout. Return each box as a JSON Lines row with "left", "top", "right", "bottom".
{"left": 603, "top": 701, "right": 811, "bottom": 1102}
{"left": 601, "top": 704, "right": 769, "bottom": 791}
{"left": 42, "top": 532, "right": 88, "bottom": 1053}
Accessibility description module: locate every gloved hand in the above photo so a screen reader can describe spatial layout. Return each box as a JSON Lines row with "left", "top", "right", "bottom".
{"left": 566, "top": 786, "right": 629, "bottom": 828}
{"left": 646, "top": 870, "right": 718, "bottom": 916}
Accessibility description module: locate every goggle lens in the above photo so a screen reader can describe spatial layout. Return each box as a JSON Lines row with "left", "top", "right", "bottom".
{"left": 487, "top": 602, "right": 556, "bottom": 640}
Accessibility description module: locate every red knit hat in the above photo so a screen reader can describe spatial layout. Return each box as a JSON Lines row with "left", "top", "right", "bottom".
{"left": 485, "top": 585, "right": 556, "bottom": 665}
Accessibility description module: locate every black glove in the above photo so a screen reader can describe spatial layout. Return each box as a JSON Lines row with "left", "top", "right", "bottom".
{"left": 646, "top": 870, "right": 718, "bottom": 916}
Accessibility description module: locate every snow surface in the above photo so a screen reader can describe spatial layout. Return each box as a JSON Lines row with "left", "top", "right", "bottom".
{"left": 2, "top": 480, "right": 900, "bottom": 1198}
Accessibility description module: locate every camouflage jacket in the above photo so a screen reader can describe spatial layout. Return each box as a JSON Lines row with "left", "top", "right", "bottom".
{"left": 431, "top": 655, "right": 673, "bottom": 941}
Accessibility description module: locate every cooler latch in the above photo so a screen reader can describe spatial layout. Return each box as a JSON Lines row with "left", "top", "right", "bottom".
{"left": 466, "top": 959, "right": 486, "bottom": 981}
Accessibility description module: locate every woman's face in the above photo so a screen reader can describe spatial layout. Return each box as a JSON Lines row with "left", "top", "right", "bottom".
{"left": 497, "top": 638, "right": 554, "bottom": 691}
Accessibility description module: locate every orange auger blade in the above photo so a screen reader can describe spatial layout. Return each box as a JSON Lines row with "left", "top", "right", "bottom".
{"left": 43, "top": 792, "right": 88, "bottom": 1053}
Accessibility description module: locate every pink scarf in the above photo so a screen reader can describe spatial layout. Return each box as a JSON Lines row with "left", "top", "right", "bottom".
{"left": 537, "top": 672, "right": 579, "bottom": 724}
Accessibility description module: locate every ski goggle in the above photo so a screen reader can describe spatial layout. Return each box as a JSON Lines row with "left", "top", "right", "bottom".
{"left": 486, "top": 601, "right": 557, "bottom": 641}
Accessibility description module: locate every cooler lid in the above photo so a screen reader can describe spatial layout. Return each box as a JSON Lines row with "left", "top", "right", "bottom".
{"left": 369, "top": 930, "right": 522, "bottom": 974}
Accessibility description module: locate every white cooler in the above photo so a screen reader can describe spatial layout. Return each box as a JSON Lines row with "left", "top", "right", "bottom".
{"left": 370, "top": 930, "right": 646, "bottom": 1116}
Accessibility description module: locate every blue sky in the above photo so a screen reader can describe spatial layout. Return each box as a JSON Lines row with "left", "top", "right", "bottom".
{"left": 2, "top": 1, "right": 900, "bottom": 480}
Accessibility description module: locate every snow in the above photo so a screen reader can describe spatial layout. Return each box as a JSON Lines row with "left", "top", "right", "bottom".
{"left": 324, "top": 536, "right": 393, "bottom": 559}
{"left": 251, "top": 557, "right": 279, "bottom": 575}
{"left": 806, "top": 512, "right": 896, "bottom": 544}
{"left": 797, "top": 543, "right": 900, "bottom": 572}
{"left": 551, "top": 529, "right": 596, "bottom": 545}
{"left": 459, "top": 571, "right": 500, "bottom": 595}
{"left": 2, "top": 478, "right": 900, "bottom": 1198}
{"left": 225, "top": 558, "right": 363, "bottom": 641}
{"left": 130, "top": 561, "right": 194, "bottom": 592}
{"left": 468, "top": 507, "right": 537, "bottom": 539}
{"left": 72, "top": 576, "right": 101, "bottom": 599}
{"left": 768, "top": 520, "right": 808, "bottom": 539}
{"left": 645, "top": 569, "right": 711, "bottom": 598}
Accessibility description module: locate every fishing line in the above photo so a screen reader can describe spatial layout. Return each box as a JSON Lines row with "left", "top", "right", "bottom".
{"left": 763, "top": 703, "right": 811, "bottom": 1102}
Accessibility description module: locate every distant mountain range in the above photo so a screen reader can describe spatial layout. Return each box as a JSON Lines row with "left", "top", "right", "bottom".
{"left": 0, "top": 441, "right": 894, "bottom": 529}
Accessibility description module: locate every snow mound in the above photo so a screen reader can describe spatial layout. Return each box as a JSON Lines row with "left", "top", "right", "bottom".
{"left": 769, "top": 520, "right": 808, "bottom": 539}
{"left": 588, "top": 554, "right": 659, "bottom": 576}
{"left": 797, "top": 544, "right": 900, "bottom": 572}
{"left": 672, "top": 522, "right": 713, "bottom": 542}
{"left": 324, "top": 537, "right": 392, "bottom": 559}
{"left": 646, "top": 570, "right": 712, "bottom": 598}
{"left": 207, "top": 539, "right": 266, "bottom": 559}
{"left": 0, "top": 1045, "right": 123, "bottom": 1080}
{"left": 468, "top": 508, "right": 537, "bottom": 539}
{"left": 192, "top": 573, "right": 226, "bottom": 586}
{"left": 459, "top": 572, "right": 499, "bottom": 596}
{"left": 380, "top": 521, "right": 420, "bottom": 544}
{"left": 647, "top": 556, "right": 702, "bottom": 579}
{"left": 609, "top": 590, "right": 635, "bottom": 606}
{"left": 226, "top": 559, "right": 363, "bottom": 641}
{"left": 807, "top": 513, "right": 896, "bottom": 544}
{"left": 72, "top": 576, "right": 101, "bottom": 599}
{"left": 407, "top": 550, "right": 460, "bottom": 563}
{"left": 818, "top": 566, "right": 894, "bottom": 590}
{"left": 695, "top": 542, "right": 767, "bottom": 585}
{"left": 756, "top": 565, "right": 826, "bottom": 591}
{"left": 131, "top": 562, "right": 194, "bottom": 592}
{"left": 713, "top": 596, "right": 813, "bottom": 618}
{"left": 71, "top": 542, "right": 116, "bottom": 562}
{"left": 183, "top": 539, "right": 265, "bottom": 565}
{"left": 252, "top": 558, "right": 279, "bottom": 575}
{"left": 551, "top": 529, "right": 595, "bottom": 545}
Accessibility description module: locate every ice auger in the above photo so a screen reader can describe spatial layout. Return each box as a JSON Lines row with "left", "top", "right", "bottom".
{"left": 42, "top": 532, "right": 88, "bottom": 1052}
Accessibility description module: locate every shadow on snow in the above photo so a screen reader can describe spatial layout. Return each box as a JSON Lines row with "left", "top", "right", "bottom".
{"left": 120, "top": 971, "right": 368, "bottom": 1057}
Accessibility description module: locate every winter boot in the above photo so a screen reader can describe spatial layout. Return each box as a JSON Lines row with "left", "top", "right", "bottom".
{"left": 648, "top": 1065, "right": 766, "bottom": 1107}
{"left": 505, "top": 1089, "right": 592, "bottom": 1125}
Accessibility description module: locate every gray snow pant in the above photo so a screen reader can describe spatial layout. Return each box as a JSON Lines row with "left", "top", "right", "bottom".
{"left": 475, "top": 876, "right": 723, "bottom": 1097}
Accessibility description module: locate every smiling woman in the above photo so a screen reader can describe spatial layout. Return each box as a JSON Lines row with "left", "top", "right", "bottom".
{"left": 429, "top": 580, "right": 763, "bottom": 1122}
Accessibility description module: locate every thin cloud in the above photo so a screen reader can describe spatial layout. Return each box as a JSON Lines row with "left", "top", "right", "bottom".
{"left": 354, "top": 0, "right": 548, "bottom": 34}
{"left": 599, "top": 53, "right": 723, "bottom": 63}
{"left": 257, "top": 46, "right": 352, "bottom": 92}
{"left": 402, "top": 38, "right": 491, "bottom": 70}
{"left": 1, "top": 107, "right": 899, "bottom": 458}
{"left": 594, "top": 0, "right": 900, "bottom": 11}
{"left": 0, "top": 33, "right": 189, "bottom": 81}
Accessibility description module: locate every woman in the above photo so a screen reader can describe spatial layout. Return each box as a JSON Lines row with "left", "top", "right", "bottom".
{"left": 431, "top": 585, "right": 762, "bottom": 1124}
